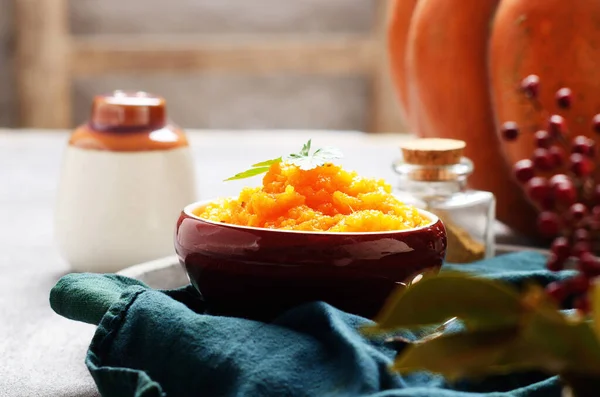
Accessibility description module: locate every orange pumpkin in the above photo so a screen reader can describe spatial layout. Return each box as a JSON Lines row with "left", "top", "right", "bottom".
{"left": 387, "top": 0, "right": 420, "bottom": 126}
{"left": 388, "top": 0, "right": 600, "bottom": 237}
{"left": 490, "top": 0, "right": 600, "bottom": 168}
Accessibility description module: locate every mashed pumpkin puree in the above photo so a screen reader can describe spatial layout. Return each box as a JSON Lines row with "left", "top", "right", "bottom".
{"left": 196, "top": 162, "right": 428, "bottom": 232}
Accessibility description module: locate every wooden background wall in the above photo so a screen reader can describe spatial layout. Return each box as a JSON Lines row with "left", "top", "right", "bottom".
{"left": 0, "top": 0, "right": 14, "bottom": 127}
{"left": 1, "top": 0, "right": 405, "bottom": 132}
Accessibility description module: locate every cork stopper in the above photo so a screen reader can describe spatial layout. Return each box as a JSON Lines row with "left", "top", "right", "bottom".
{"left": 400, "top": 138, "right": 466, "bottom": 166}
{"left": 398, "top": 138, "right": 467, "bottom": 181}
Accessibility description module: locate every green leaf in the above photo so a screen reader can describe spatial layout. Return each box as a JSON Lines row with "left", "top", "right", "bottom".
{"left": 497, "top": 285, "right": 600, "bottom": 376}
{"left": 300, "top": 139, "right": 312, "bottom": 156}
{"left": 391, "top": 308, "right": 600, "bottom": 380}
{"left": 285, "top": 155, "right": 327, "bottom": 170}
{"left": 392, "top": 327, "right": 521, "bottom": 380}
{"left": 384, "top": 317, "right": 458, "bottom": 346}
{"left": 313, "top": 147, "right": 344, "bottom": 160}
{"left": 224, "top": 166, "right": 271, "bottom": 181}
{"left": 517, "top": 305, "right": 600, "bottom": 375}
{"left": 224, "top": 139, "right": 344, "bottom": 181}
{"left": 284, "top": 144, "right": 344, "bottom": 170}
{"left": 252, "top": 157, "right": 282, "bottom": 167}
{"left": 369, "top": 272, "right": 522, "bottom": 333}
{"left": 223, "top": 157, "right": 282, "bottom": 181}
{"left": 388, "top": 283, "right": 600, "bottom": 380}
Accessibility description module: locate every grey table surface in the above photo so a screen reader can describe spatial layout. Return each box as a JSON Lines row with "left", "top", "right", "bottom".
{"left": 0, "top": 129, "right": 524, "bottom": 397}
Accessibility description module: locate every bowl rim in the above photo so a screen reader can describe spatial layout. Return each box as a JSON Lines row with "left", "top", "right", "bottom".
{"left": 182, "top": 199, "right": 440, "bottom": 236}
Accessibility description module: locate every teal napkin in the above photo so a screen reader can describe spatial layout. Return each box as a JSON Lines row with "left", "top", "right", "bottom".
{"left": 50, "top": 252, "right": 574, "bottom": 397}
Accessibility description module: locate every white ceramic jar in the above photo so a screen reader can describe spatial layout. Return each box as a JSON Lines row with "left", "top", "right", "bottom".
{"left": 55, "top": 91, "right": 197, "bottom": 273}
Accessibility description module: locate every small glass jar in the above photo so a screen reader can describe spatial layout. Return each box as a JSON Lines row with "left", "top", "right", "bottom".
{"left": 392, "top": 138, "right": 496, "bottom": 263}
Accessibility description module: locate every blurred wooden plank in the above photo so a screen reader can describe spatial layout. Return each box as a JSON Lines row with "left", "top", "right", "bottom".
{"left": 72, "top": 34, "right": 378, "bottom": 75}
{"left": 15, "top": 0, "right": 71, "bottom": 128}
{"left": 69, "top": 0, "right": 373, "bottom": 35}
{"left": 14, "top": 1, "right": 396, "bottom": 131}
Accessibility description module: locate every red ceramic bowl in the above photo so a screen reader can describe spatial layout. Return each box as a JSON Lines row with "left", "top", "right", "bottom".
{"left": 175, "top": 200, "right": 447, "bottom": 320}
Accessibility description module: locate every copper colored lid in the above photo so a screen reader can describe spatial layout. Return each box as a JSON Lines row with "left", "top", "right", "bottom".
{"left": 399, "top": 138, "right": 466, "bottom": 166}
{"left": 90, "top": 91, "right": 167, "bottom": 130}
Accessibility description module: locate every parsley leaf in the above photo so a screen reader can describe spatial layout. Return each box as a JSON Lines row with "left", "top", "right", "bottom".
{"left": 251, "top": 157, "right": 282, "bottom": 167}
{"left": 300, "top": 139, "right": 312, "bottom": 156}
{"left": 284, "top": 146, "right": 343, "bottom": 170}
{"left": 224, "top": 166, "right": 273, "bottom": 181}
{"left": 224, "top": 140, "right": 343, "bottom": 181}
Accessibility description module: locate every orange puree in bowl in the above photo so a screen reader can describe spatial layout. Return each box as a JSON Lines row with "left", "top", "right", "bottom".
{"left": 196, "top": 162, "right": 428, "bottom": 232}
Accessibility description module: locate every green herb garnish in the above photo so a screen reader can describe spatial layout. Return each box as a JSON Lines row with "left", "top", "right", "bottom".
{"left": 286, "top": 140, "right": 344, "bottom": 171}
{"left": 224, "top": 139, "right": 343, "bottom": 181}
{"left": 224, "top": 157, "right": 282, "bottom": 181}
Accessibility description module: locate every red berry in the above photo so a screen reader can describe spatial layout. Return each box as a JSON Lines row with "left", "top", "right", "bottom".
{"left": 570, "top": 153, "right": 592, "bottom": 177}
{"left": 593, "top": 114, "right": 600, "bottom": 134}
{"left": 568, "top": 274, "right": 591, "bottom": 294}
{"left": 589, "top": 144, "right": 596, "bottom": 158}
{"left": 537, "top": 211, "right": 561, "bottom": 237}
{"left": 590, "top": 209, "right": 600, "bottom": 230}
{"left": 591, "top": 206, "right": 600, "bottom": 230}
{"left": 568, "top": 203, "right": 588, "bottom": 223}
{"left": 532, "top": 148, "right": 553, "bottom": 170}
{"left": 549, "top": 174, "right": 569, "bottom": 187}
{"left": 546, "top": 281, "right": 567, "bottom": 303}
{"left": 592, "top": 205, "right": 600, "bottom": 220}
{"left": 551, "top": 236, "right": 570, "bottom": 260}
{"left": 553, "top": 181, "right": 576, "bottom": 207}
{"left": 593, "top": 185, "right": 600, "bottom": 204}
{"left": 574, "top": 295, "right": 591, "bottom": 313}
{"left": 573, "top": 228, "right": 590, "bottom": 243}
{"left": 548, "top": 146, "right": 565, "bottom": 167}
{"left": 572, "top": 241, "right": 592, "bottom": 258}
{"left": 546, "top": 253, "right": 565, "bottom": 271}
{"left": 540, "top": 195, "right": 556, "bottom": 210}
{"left": 513, "top": 159, "right": 535, "bottom": 183}
{"left": 555, "top": 88, "right": 572, "bottom": 109}
{"left": 578, "top": 252, "right": 600, "bottom": 277}
{"left": 501, "top": 121, "right": 519, "bottom": 141}
{"left": 521, "top": 75, "right": 540, "bottom": 98}
{"left": 571, "top": 135, "right": 595, "bottom": 157}
{"left": 526, "top": 177, "right": 549, "bottom": 203}
{"left": 548, "top": 115, "right": 566, "bottom": 137}
{"left": 534, "top": 130, "right": 552, "bottom": 148}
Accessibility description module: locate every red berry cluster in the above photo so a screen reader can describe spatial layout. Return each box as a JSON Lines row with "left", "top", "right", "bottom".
{"left": 501, "top": 75, "right": 600, "bottom": 313}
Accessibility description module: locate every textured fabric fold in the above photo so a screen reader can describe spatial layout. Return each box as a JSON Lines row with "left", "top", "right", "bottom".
{"left": 50, "top": 273, "right": 150, "bottom": 325}
{"left": 49, "top": 251, "right": 570, "bottom": 397}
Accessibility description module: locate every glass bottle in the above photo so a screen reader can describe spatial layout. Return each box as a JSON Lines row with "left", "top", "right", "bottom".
{"left": 392, "top": 138, "right": 495, "bottom": 263}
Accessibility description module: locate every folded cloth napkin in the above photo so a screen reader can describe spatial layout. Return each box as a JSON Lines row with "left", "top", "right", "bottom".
{"left": 50, "top": 252, "right": 575, "bottom": 397}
